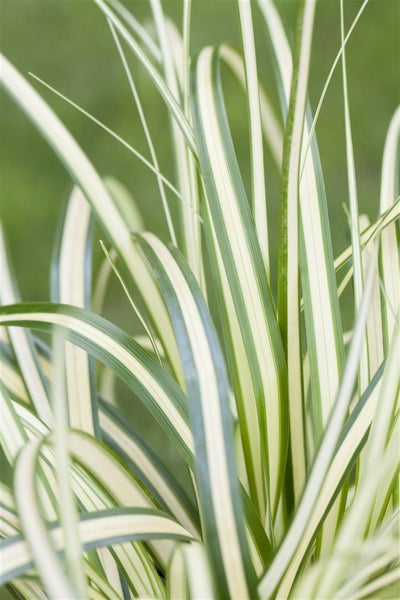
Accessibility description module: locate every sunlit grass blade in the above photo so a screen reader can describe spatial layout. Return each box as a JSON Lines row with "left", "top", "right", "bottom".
{"left": 136, "top": 233, "right": 257, "bottom": 598}
{"left": 0, "top": 303, "right": 194, "bottom": 466}
{"left": 52, "top": 187, "right": 97, "bottom": 436}
{"left": 192, "top": 45, "right": 287, "bottom": 527}
{"left": 277, "top": 0, "right": 316, "bottom": 504}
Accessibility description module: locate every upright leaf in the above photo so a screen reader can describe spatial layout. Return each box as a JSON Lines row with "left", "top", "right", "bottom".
{"left": 137, "top": 233, "right": 256, "bottom": 599}
{"left": 192, "top": 46, "right": 287, "bottom": 528}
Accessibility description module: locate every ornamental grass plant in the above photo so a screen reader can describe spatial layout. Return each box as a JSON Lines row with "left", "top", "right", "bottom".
{"left": 0, "top": 0, "right": 399, "bottom": 598}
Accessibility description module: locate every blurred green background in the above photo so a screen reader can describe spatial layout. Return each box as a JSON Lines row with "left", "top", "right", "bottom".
{"left": 1, "top": 0, "right": 398, "bottom": 312}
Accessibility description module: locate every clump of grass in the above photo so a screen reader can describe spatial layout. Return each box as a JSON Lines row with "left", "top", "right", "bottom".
{"left": 0, "top": 0, "right": 399, "bottom": 598}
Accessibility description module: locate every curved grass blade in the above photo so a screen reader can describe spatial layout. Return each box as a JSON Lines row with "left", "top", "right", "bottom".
{"left": 0, "top": 303, "right": 194, "bottom": 466}
{"left": 166, "top": 543, "right": 189, "bottom": 600}
{"left": 2, "top": 495, "right": 193, "bottom": 586}
{"left": 13, "top": 438, "right": 79, "bottom": 598}
{"left": 10, "top": 402, "right": 175, "bottom": 595}
{"left": 136, "top": 233, "right": 256, "bottom": 599}
{"left": 51, "top": 332, "right": 87, "bottom": 597}
{"left": 1, "top": 329, "right": 198, "bottom": 538}
{"left": 52, "top": 186, "right": 98, "bottom": 437}
{"left": 0, "top": 54, "right": 182, "bottom": 379}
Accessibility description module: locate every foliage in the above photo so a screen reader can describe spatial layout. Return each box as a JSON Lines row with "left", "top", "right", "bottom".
{"left": 0, "top": 0, "right": 399, "bottom": 598}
